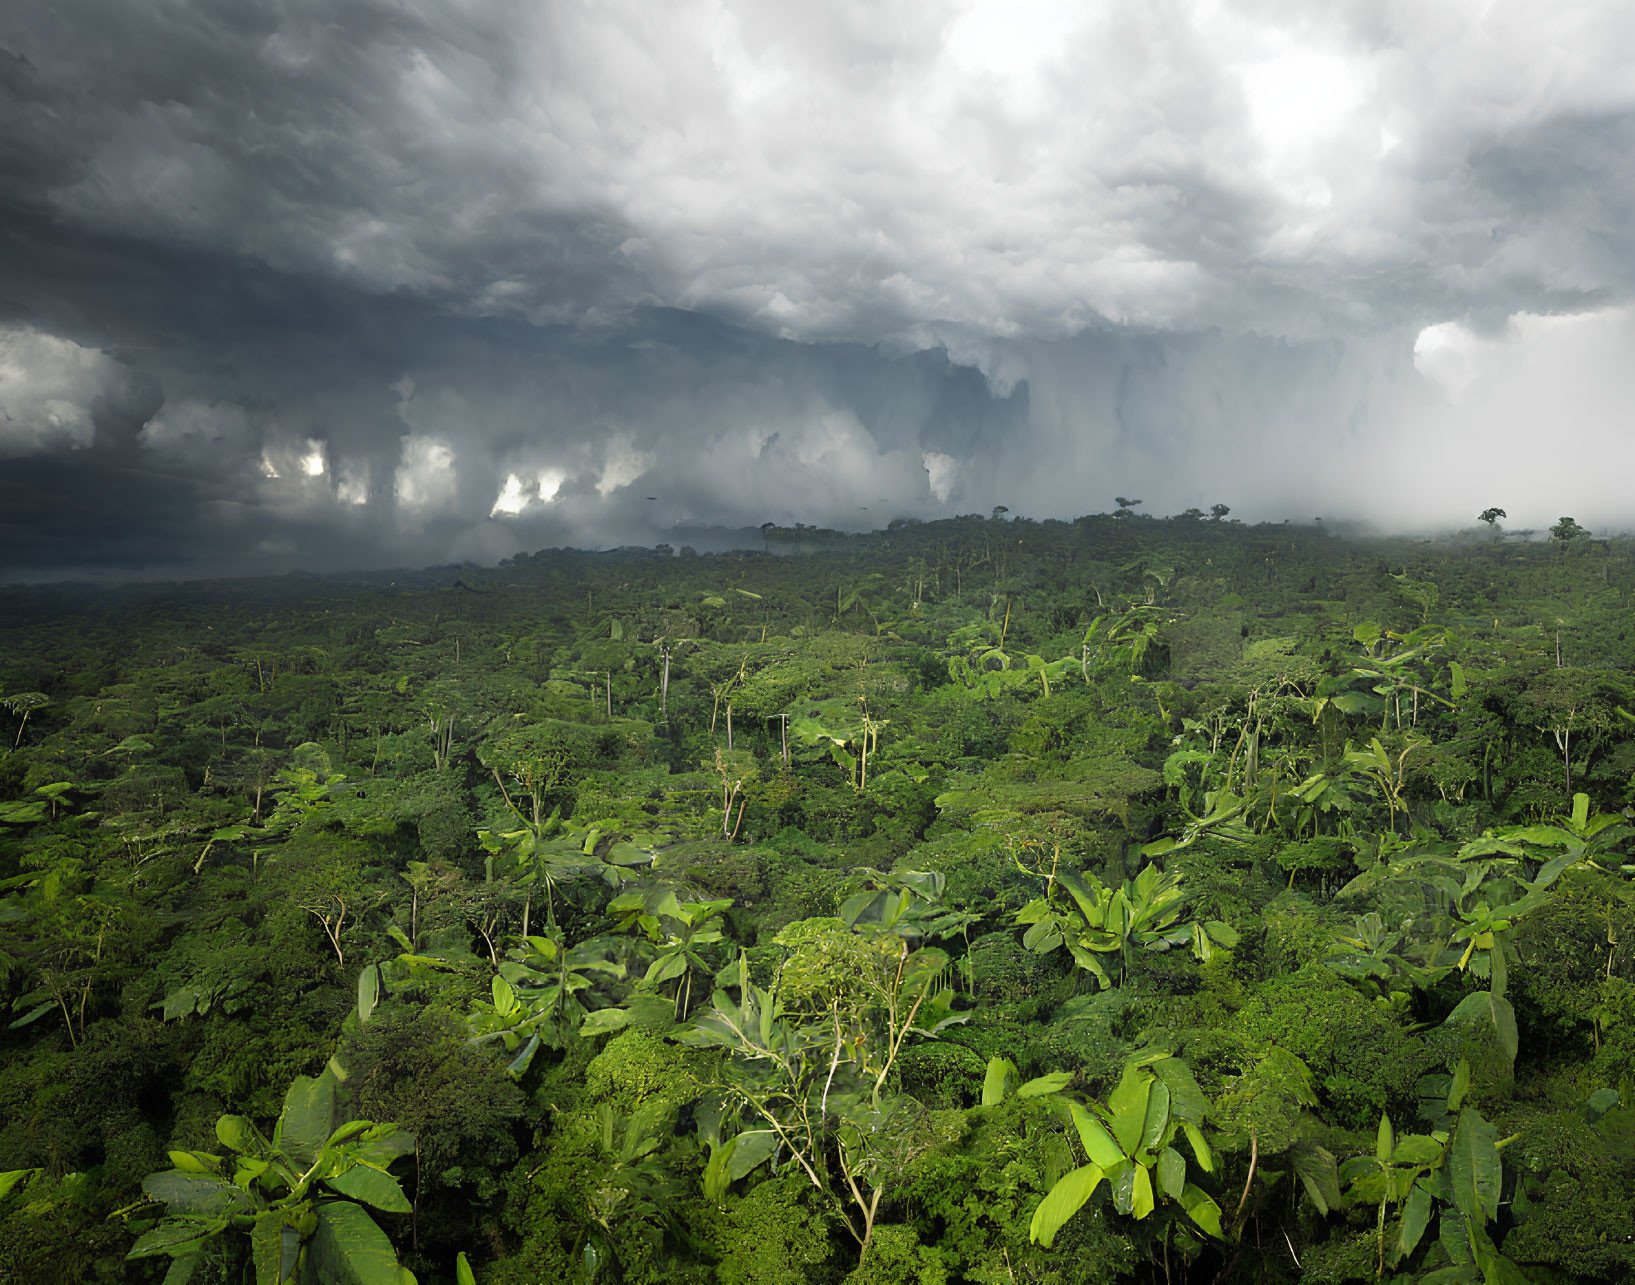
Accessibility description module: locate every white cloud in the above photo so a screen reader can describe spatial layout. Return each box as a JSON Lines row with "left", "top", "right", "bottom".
{"left": 597, "top": 433, "right": 653, "bottom": 497}
{"left": 394, "top": 436, "right": 458, "bottom": 510}
{"left": 140, "top": 398, "right": 256, "bottom": 455}
{"left": 0, "top": 325, "right": 120, "bottom": 457}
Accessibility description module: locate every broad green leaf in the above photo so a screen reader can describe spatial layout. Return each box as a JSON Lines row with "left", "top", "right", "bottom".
{"left": 1016, "top": 1071, "right": 1072, "bottom": 1099}
{"left": 505, "top": 1035, "right": 540, "bottom": 1078}
{"left": 1180, "top": 1182, "right": 1225, "bottom": 1239}
{"left": 250, "top": 1212, "right": 286, "bottom": 1285}
{"left": 1204, "top": 920, "right": 1240, "bottom": 948}
{"left": 1448, "top": 1058, "right": 1471, "bottom": 1112}
{"left": 726, "top": 1130, "right": 778, "bottom": 1182}
{"left": 1107, "top": 1065, "right": 1151, "bottom": 1154}
{"left": 1392, "top": 1134, "right": 1444, "bottom": 1167}
{"left": 1181, "top": 1121, "right": 1214, "bottom": 1173}
{"left": 276, "top": 1073, "right": 336, "bottom": 1167}
{"left": 1397, "top": 1184, "right": 1433, "bottom": 1263}
{"left": 128, "top": 1219, "right": 224, "bottom": 1259}
{"left": 161, "top": 1253, "right": 201, "bottom": 1285}
{"left": 645, "top": 952, "right": 689, "bottom": 984}
{"left": 1112, "top": 1163, "right": 1137, "bottom": 1215}
{"left": 7, "top": 1001, "right": 55, "bottom": 1029}
{"left": 1028, "top": 1163, "right": 1105, "bottom": 1248}
{"left": 326, "top": 1164, "right": 411, "bottom": 1213}
{"left": 981, "top": 1057, "right": 1017, "bottom": 1107}
{"left": 456, "top": 1252, "right": 477, "bottom": 1285}
{"left": 1446, "top": 1109, "right": 1501, "bottom": 1223}
{"left": 1139, "top": 1080, "right": 1171, "bottom": 1154}
{"left": 1129, "top": 1164, "right": 1155, "bottom": 1219}
{"left": 0, "top": 1168, "right": 40, "bottom": 1201}
{"left": 1586, "top": 1087, "right": 1620, "bottom": 1120}
{"left": 1156, "top": 1147, "right": 1186, "bottom": 1200}
{"left": 216, "top": 1115, "right": 260, "bottom": 1156}
{"left": 166, "top": 1150, "right": 220, "bottom": 1174}
{"left": 1289, "top": 1143, "right": 1340, "bottom": 1215}
{"left": 1445, "top": 991, "right": 1518, "bottom": 1070}
{"left": 143, "top": 1170, "right": 251, "bottom": 1216}
{"left": 1153, "top": 1059, "right": 1210, "bottom": 1125}
{"left": 309, "top": 1200, "right": 403, "bottom": 1285}
{"left": 577, "top": 1008, "right": 632, "bottom": 1037}
{"left": 490, "top": 974, "right": 516, "bottom": 1014}
{"left": 1069, "top": 1102, "right": 1126, "bottom": 1168}
{"left": 1376, "top": 1113, "right": 1394, "bottom": 1163}
{"left": 358, "top": 966, "right": 380, "bottom": 1024}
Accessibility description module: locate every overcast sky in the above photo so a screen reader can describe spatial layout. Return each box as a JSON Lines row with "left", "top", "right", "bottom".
{"left": 4, "top": 0, "right": 1635, "bottom": 580}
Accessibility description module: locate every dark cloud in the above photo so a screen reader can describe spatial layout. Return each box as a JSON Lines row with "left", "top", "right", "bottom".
{"left": 3, "top": 1, "right": 1635, "bottom": 580}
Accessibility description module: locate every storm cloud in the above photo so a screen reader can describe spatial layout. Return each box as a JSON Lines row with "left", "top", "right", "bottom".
{"left": 4, "top": 1, "right": 1635, "bottom": 579}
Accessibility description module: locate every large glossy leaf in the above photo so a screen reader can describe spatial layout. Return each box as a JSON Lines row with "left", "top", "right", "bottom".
{"left": 1446, "top": 1109, "right": 1501, "bottom": 1223}
{"left": 127, "top": 1219, "right": 226, "bottom": 1259}
{"left": 1139, "top": 1080, "right": 1171, "bottom": 1154}
{"left": 326, "top": 1164, "right": 411, "bottom": 1213}
{"left": 250, "top": 1212, "right": 295, "bottom": 1285}
{"left": 162, "top": 1254, "right": 201, "bottom": 1285}
{"left": 357, "top": 965, "right": 380, "bottom": 1024}
{"left": 1016, "top": 1071, "right": 1072, "bottom": 1099}
{"left": 1152, "top": 1058, "right": 1209, "bottom": 1125}
{"left": 456, "top": 1253, "right": 477, "bottom": 1285}
{"left": 981, "top": 1057, "right": 1017, "bottom": 1107}
{"left": 1069, "top": 1102, "right": 1126, "bottom": 1167}
{"left": 1392, "top": 1134, "right": 1445, "bottom": 1167}
{"left": 1445, "top": 991, "right": 1518, "bottom": 1070}
{"left": 276, "top": 1073, "right": 336, "bottom": 1167}
{"left": 309, "top": 1201, "right": 403, "bottom": 1285}
{"left": 1129, "top": 1164, "right": 1156, "bottom": 1219}
{"left": 1289, "top": 1142, "right": 1340, "bottom": 1215}
{"left": 1180, "top": 1182, "right": 1225, "bottom": 1239}
{"left": 0, "top": 1168, "right": 39, "bottom": 1200}
{"left": 1156, "top": 1147, "right": 1187, "bottom": 1200}
{"left": 1396, "top": 1184, "right": 1433, "bottom": 1263}
{"left": 216, "top": 1115, "right": 264, "bottom": 1157}
{"left": 1107, "top": 1066, "right": 1151, "bottom": 1154}
{"left": 1376, "top": 1113, "right": 1394, "bottom": 1163}
{"left": 143, "top": 1170, "right": 253, "bottom": 1217}
{"left": 577, "top": 1008, "right": 632, "bottom": 1038}
{"left": 1028, "top": 1163, "right": 1105, "bottom": 1248}
{"left": 1180, "top": 1120, "right": 1214, "bottom": 1173}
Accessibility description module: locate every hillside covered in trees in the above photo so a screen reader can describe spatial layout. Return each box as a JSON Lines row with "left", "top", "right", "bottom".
{"left": 4, "top": 512, "right": 1635, "bottom": 1285}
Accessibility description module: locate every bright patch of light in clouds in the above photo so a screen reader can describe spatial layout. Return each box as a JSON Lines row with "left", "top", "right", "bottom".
{"left": 490, "top": 473, "right": 528, "bottom": 517}
{"left": 922, "top": 451, "right": 959, "bottom": 503}
{"left": 597, "top": 435, "right": 652, "bottom": 498}
{"left": 336, "top": 463, "right": 370, "bottom": 506}
{"left": 301, "top": 441, "right": 326, "bottom": 476}
{"left": 394, "top": 436, "right": 457, "bottom": 510}
{"left": 490, "top": 468, "right": 566, "bottom": 517}
{"left": 1239, "top": 44, "right": 1367, "bottom": 157}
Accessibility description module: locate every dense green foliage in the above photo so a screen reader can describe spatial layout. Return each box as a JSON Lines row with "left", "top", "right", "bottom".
{"left": 4, "top": 510, "right": 1635, "bottom": 1283}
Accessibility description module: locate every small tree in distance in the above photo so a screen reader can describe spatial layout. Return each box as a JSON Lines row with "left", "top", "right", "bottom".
{"left": 1209, "top": 503, "right": 1230, "bottom": 522}
{"left": 1551, "top": 516, "right": 1588, "bottom": 543}
{"left": 1478, "top": 507, "right": 1506, "bottom": 527}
